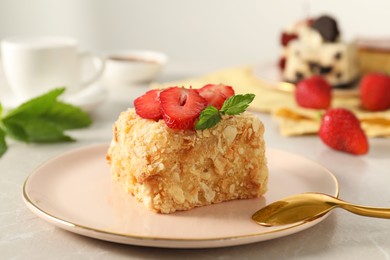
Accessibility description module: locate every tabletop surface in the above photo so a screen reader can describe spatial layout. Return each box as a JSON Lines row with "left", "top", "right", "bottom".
{"left": 1, "top": 62, "right": 390, "bottom": 260}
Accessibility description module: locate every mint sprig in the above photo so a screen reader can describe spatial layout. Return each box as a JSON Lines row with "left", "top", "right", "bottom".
{"left": 195, "top": 93, "right": 255, "bottom": 130}
{"left": 195, "top": 106, "right": 222, "bottom": 130}
{"left": 0, "top": 127, "right": 7, "bottom": 157}
{"left": 0, "top": 88, "right": 92, "bottom": 157}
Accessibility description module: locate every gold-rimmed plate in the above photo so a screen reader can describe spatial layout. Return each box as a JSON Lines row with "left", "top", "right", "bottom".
{"left": 253, "top": 62, "right": 360, "bottom": 98}
{"left": 23, "top": 144, "right": 338, "bottom": 248}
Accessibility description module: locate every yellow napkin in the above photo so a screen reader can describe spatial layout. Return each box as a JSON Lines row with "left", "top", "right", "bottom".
{"left": 152, "top": 66, "right": 390, "bottom": 138}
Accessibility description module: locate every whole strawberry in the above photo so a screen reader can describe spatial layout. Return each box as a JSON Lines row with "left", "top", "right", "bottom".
{"left": 319, "top": 108, "right": 368, "bottom": 155}
{"left": 360, "top": 73, "right": 390, "bottom": 111}
{"left": 295, "top": 76, "right": 332, "bottom": 109}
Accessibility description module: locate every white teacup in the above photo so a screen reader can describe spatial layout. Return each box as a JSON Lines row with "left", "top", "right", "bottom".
{"left": 1, "top": 36, "right": 105, "bottom": 101}
{"left": 102, "top": 50, "right": 167, "bottom": 85}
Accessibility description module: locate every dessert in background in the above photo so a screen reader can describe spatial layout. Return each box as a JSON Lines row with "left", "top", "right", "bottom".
{"left": 106, "top": 85, "right": 268, "bottom": 213}
{"left": 356, "top": 38, "right": 390, "bottom": 75}
{"left": 279, "top": 15, "right": 359, "bottom": 88}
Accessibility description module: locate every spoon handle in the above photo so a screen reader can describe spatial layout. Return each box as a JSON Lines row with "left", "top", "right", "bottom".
{"left": 340, "top": 203, "right": 390, "bottom": 219}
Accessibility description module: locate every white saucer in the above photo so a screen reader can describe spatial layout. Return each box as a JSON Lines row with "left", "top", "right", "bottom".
{"left": 0, "top": 83, "right": 107, "bottom": 113}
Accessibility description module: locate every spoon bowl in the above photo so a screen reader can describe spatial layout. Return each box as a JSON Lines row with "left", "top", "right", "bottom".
{"left": 252, "top": 192, "right": 390, "bottom": 227}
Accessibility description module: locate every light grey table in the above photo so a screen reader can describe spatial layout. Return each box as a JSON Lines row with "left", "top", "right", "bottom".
{"left": 1, "top": 63, "right": 390, "bottom": 260}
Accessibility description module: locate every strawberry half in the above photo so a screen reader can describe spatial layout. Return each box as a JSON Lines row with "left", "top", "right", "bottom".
{"left": 198, "top": 84, "right": 235, "bottom": 109}
{"left": 134, "top": 89, "right": 162, "bottom": 120}
{"left": 319, "top": 108, "right": 369, "bottom": 155}
{"left": 295, "top": 76, "right": 332, "bottom": 109}
{"left": 360, "top": 73, "right": 390, "bottom": 111}
{"left": 160, "top": 87, "right": 207, "bottom": 130}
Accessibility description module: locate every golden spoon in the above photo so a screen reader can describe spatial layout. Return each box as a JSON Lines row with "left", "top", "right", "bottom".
{"left": 252, "top": 192, "right": 390, "bottom": 227}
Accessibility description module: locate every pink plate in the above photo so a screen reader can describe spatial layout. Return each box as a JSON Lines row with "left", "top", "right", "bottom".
{"left": 23, "top": 144, "right": 338, "bottom": 248}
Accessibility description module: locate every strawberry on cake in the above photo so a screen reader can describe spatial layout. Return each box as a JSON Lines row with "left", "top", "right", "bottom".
{"left": 106, "top": 84, "right": 268, "bottom": 213}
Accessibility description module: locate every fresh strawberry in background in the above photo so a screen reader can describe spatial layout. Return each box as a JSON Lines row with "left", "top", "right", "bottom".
{"left": 281, "top": 32, "right": 298, "bottom": 47}
{"left": 278, "top": 57, "right": 286, "bottom": 70}
{"left": 360, "top": 73, "right": 390, "bottom": 111}
{"left": 134, "top": 89, "right": 162, "bottom": 120}
{"left": 295, "top": 76, "right": 332, "bottom": 109}
{"left": 159, "top": 87, "right": 207, "bottom": 130}
{"left": 319, "top": 108, "right": 368, "bottom": 155}
{"left": 198, "top": 83, "right": 235, "bottom": 109}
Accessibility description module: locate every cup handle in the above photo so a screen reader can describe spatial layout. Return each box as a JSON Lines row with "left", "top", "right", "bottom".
{"left": 79, "top": 52, "right": 105, "bottom": 87}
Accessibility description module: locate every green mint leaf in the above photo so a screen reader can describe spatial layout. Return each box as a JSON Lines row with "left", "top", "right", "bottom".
{"left": 23, "top": 118, "right": 73, "bottom": 143}
{"left": 195, "top": 106, "right": 221, "bottom": 130}
{"left": 0, "top": 102, "right": 3, "bottom": 117}
{"left": 41, "top": 102, "right": 92, "bottom": 130}
{"left": 3, "top": 88, "right": 65, "bottom": 119}
{"left": 195, "top": 94, "right": 256, "bottom": 130}
{"left": 6, "top": 117, "right": 73, "bottom": 143}
{"left": 0, "top": 127, "right": 7, "bottom": 157}
{"left": 220, "top": 94, "right": 255, "bottom": 115}
{"left": 2, "top": 119, "right": 29, "bottom": 142}
{"left": 0, "top": 88, "right": 92, "bottom": 156}
{"left": 2, "top": 87, "right": 92, "bottom": 144}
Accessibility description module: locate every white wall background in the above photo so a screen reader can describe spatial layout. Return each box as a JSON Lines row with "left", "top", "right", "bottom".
{"left": 0, "top": 0, "right": 389, "bottom": 69}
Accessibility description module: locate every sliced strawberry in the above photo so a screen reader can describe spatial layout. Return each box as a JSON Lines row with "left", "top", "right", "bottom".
{"left": 199, "top": 84, "right": 235, "bottom": 109}
{"left": 134, "top": 89, "right": 162, "bottom": 120}
{"left": 160, "top": 87, "right": 207, "bottom": 130}
{"left": 198, "top": 89, "right": 226, "bottom": 110}
{"left": 210, "top": 83, "right": 235, "bottom": 99}
{"left": 319, "top": 108, "right": 369, "bottom": 155}
{"left": 295, "top": 76, "right": 332, "bottom": 109}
